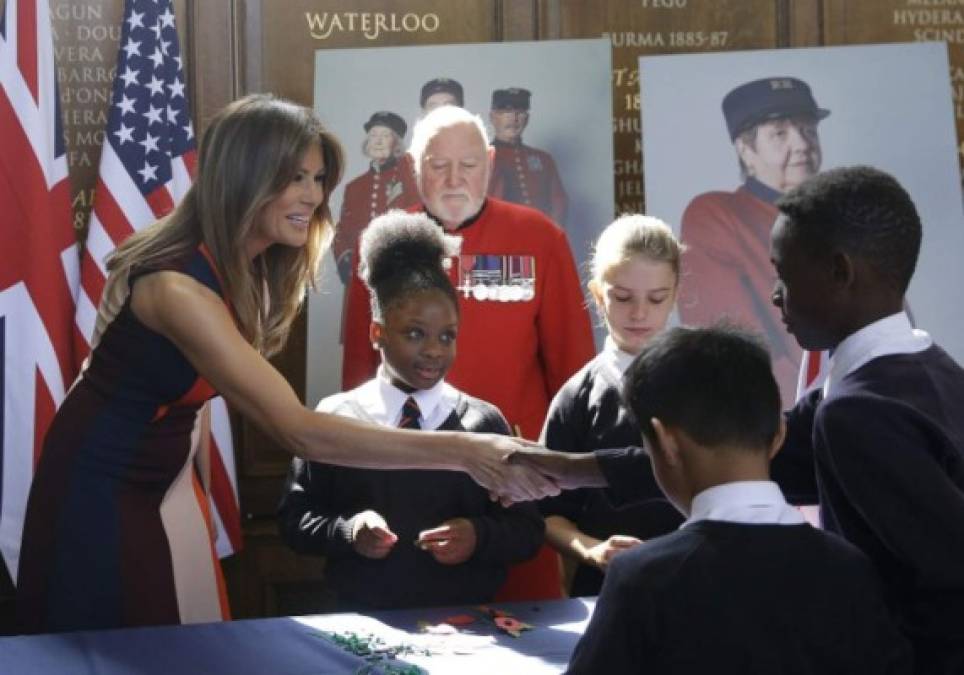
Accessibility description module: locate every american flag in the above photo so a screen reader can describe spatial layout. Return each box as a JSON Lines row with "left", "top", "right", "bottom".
{"left": 78, "top": 0, "right": 242, "bottom": 558}
{"left": 0, "top": 0, "right": 81, "bottom": 579}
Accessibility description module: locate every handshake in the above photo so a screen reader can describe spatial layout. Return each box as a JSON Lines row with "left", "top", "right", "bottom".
{"left": 457, "top": 437, "right": 609, "bottom": 506}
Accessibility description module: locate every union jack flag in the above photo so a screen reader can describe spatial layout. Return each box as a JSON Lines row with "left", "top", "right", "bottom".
{"left": 0, "top": 0, "right": 81, "bottom": 579}
{"left": 77, "top": 0, "right": 242, "bottom": 558}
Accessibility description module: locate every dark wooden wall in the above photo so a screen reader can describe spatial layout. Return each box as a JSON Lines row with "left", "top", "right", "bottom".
{"left": 1, "top": 0, "right": 960, "bottom": 627}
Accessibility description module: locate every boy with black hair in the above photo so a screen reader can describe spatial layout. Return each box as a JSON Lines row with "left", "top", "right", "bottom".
{"left": 770, "top": 166, "right": 964, "bottom": 673}
{"left": 566, "top": 325, "right": 909, "bottom": 675}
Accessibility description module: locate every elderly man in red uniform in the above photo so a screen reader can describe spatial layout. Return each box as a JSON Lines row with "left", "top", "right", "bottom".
{"left": 680, "top": 77, "right": 829, "bottom": 405}
{"left": 342, "top": 105, "right": 594, "bottom": 600}
{"left": 332, "top": 111, "right": 419, "bottom": 283}
{"left": 487, "top": 88, "right": 569, "bottom": 226}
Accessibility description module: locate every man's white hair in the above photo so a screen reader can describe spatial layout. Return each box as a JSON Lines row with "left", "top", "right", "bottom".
{"left": 409, "top": 105, "right": 489, "bottom": 174}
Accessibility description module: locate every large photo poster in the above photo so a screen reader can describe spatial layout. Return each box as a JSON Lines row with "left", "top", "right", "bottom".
{"left": 307, "top": 38, "right": 614, "bottom": 406}
{"left": 641, "top": 42, "right": 964, "bottom": 405}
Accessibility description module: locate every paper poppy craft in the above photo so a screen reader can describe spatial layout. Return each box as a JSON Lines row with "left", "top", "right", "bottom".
{"left": 476, "top": 606, "right": 534, "bottom": 638}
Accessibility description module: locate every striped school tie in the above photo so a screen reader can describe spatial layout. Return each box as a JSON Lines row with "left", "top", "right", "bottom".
{"left": 398, "top": 396, "right": 422, "bottom": 430}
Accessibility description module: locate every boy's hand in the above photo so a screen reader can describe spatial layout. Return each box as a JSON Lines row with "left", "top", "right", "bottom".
{"left": 417, "top": 518, "right": 477, "bottom": 565}
{"left": 351, "top": 510, "right": 398, "bottom": 559}
{"left": 585, "top": 535, "right": 643, "bottom": 570}
{"left": 506, "top": 443, "right": 609, "bottom": 491}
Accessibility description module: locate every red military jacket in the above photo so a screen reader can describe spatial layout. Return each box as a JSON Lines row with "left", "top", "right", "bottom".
{"left": 488, "top": 140, "right": 568, "bottom": 227}
{"left": 332, "top": 155, "right": 419, "bottom": 272}
{"left": 679, "top": 178, "right": 803, "bottom": 405}
{"left": 341, "top": 198, "right": 595, "bottom": 442}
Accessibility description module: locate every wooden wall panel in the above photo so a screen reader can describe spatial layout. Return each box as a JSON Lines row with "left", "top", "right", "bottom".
{"left": 788, "top": 0, "right": 822, "bottom": 47}
{"left": 47, "top": 0, "right": 125, "bottom": 240}
{"left": 541, "top": 0, "right": 783, "bottom": 215}
{"left": 190, "top": 0, "right": 238, "bottom": 128}
{"left": 244, "top": 0, "right": 509, "bottom": 106}
{"left": 37, "top": 0, "right": 193, "bottom": 242}
{"left": 823, "top": 0, "right": 964, "bottom": 172}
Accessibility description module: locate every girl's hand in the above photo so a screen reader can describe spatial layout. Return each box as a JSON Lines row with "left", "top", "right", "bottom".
{"left": 417, "top": 518, "right": 477, "bottom": 565}
{"left": 584, "top": 535, "right": 643, "bottom": 570}
{"left": 351, "top": 510, "right": 398, "bottom": 559}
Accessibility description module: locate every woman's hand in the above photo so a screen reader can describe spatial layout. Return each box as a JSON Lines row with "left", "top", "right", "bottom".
{"left": 351, "top": 510, "right": 398, "bottom": 559}
{"left": 416, "top": 518, "right": 477, "bottom": 565}
{"left": 457, "top": 434, "right": 561, "bottom": 503}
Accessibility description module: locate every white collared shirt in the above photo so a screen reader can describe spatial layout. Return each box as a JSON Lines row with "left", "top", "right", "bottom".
{"left": 597, "top": 335, "right": 637, "bottom": 386}
{"left": 342, "top": 366, "right": 459, "bottom": 431}
{"left": 683, "top": 481, "right": 805, "bottom": 527}
{"left": 825, "top": 312, "right": 931, "bottom": 397}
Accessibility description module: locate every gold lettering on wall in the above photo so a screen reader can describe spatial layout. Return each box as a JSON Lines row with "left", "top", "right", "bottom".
{"left": 51, "top": 0, "right": 124, "bottom": 237}
{"left": 827, "top": 0, "right": 964, "bottom": 166}
{"left": 554, "top": 0, "right": 778, "bottom": 215}
{"left": 304, "top": 12, "right": 440, "bottom": 41}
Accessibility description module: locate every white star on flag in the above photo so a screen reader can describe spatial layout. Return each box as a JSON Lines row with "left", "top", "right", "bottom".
{"left": 139, "top": 132, "right": 159, "bottom": 154}
{"left": 119, "top": 66, "right": 139, "bottom": 88}
{"left": 137, "top": 160, "right": 157, "bottom": 184}
{"left": 117, "top": 94, "right": 137, "bottom": 116}
{"left": 146, "top": 75, "right": 164, "bottom": 96}
{"left": 114, "top": 123, "right": 135, "bottom": 145}
{"left": 126, "top": 9, "right": 144, "bottom": 30}
{"left": 149, "top": 47, "right": 164, "bottom": 68}
{"left": 144, "top": 104, "right": 163, "bottom": 125}
{"left": 122, "top": 38, "right": 141, "bottom": 59}
{"left": 168, "top": 79, "right": 184, "bottom": 99}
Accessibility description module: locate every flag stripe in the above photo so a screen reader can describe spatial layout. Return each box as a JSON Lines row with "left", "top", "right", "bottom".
{"left": 0, "top": 84, "right": 76, "bottom": 387}
{"left": 145, "top": 184, "right": 174, "bottom": 219}
{"left": 0, "top": 0, "right": 80, "bottom": 579}
{"left": 79, "top": 254, "right": 106, "bottom": 320}
{"left": 83, "top": 214, "right": 116, "bottom": 280}
{"left": 170, "top": 152, "right": 194, "bottom": 201}
{"left": 97, "top": 147, "right": 156, "bottom": 234}
{"left": 181, "top": 149, "right": 197, "bottom": 181}
{"left": 16, "top": 0, "right": 36, "bottom": 105}
{"left": 0, "top": 316, "right": 6, "bottom": 513}
{"left": 209, "top": 437, "right": 242, "bottom": 553}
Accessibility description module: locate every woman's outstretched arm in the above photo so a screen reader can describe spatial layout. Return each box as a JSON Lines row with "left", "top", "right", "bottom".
{"left": 132, "top": 270, "right": 559, "bottom": 503}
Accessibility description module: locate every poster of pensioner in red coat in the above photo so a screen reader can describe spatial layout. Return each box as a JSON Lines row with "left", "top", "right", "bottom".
{"left": 641, "top": 42, "right": 964, "bottom": 407}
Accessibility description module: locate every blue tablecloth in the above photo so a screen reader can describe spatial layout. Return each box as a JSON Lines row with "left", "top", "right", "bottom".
{"left": 0, "top": 598, "right": 595, "bottom": 674}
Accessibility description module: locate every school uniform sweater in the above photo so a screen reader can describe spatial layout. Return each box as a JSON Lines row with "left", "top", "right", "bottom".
{"left": 600, "top": 315, "right": 964, "bottom": 674}
{"left": 539, "top": 341, "right": 682, "bottom": 596}
{"left": 567, "top": 483, "right": 911, "bottom": 675}
{"left": 277, "top": 378, "right": 544, "bottom": 611}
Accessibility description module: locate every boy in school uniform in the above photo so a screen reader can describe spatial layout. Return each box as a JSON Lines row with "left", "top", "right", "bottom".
{"left": 566, "top": 325, "right": 910, "bottom": 675}
{"left": 769, "top": 166, "right": 964, "bottom": 672}
{"left": 518, "top": 166, "right": 964, "bottom": 673}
